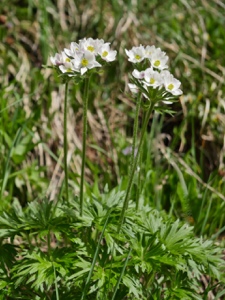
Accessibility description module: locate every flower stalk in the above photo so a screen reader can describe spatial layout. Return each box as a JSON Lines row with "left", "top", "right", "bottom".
{"left": 130, "top": 92, "right": 142, "bottom": 175}
{"left": 130, "top": 92, "right": 142, "bottom": 209}
{"left": 64, "top": 81, "right": 69, "bottom": 203}
{"left": 136, "top": 110, "right": 146, "bottom": 211}
{"left": 80, "top": 77, "right": 90, "bottom": 216}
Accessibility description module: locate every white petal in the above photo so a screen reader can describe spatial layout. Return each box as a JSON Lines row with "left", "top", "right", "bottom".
{"left": 128, "top": 83, "right": 139, "bottom": 94}
{"left": 81, "top": 67, "right": 87, "bottom": 75}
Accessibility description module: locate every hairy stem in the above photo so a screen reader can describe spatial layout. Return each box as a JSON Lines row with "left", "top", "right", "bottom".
{"left": 136, "top": 110, "right": 147, "bottom": 210}
{"left": 80, "top": 77, "right": 90, "bottom": 216}
{"left": 64, "top": 82, "right": 69, "bottom": 203}
{"left": 130, "top": 93, "right": 142, "bottom": 178}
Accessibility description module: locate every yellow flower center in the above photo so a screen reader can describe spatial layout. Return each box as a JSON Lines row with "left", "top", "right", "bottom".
{"left": 65, "top": 58, "right": 71, "bottom": 62}
{"left": 150, "top": 78, "right": 155, "bottom": 84}
{"left": 154, "top": 60, "right": 160, "bottom": 67}
{"left": 135, "top": 54, "right": 141, "bottom": 60}
{"left": 168, "top": 83, "right": 174, "bottom": 90}
{"left": 87, "top": 45, "right": 95, "bottom": 52}
{"left": 102, "top": 51, "right": 108, "bottom": 57}
{"left": 81, "top": 58, "right": 89, "bottom": 67}
{"left": 66, "top": 68, "right": 72, "bottom": 72}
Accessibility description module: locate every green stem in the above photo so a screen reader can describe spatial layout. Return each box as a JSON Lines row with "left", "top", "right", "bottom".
{"left": 136, "top": 109, "right": 148, "bottom": 210}
{"left": 117, "top": 101, "right": 155, "bottom": 232}
{"left": 80, "top": 77, "right": 90, "bottom": 216}
{"left": 136, "top": 142, "right": 143, "bottom": 211}
{"left": 64, "top": 82, "right": 69, "bottom": 203}
{"left": 130, "top": 93, "right": 142, "bottom": 176}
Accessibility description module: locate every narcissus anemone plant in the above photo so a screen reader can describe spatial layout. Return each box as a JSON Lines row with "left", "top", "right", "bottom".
{"left": 49, "top": 37, "right": 117, "bottom": 216}
{"left": 119, "top": 45, "right": 183, "bottom": 229}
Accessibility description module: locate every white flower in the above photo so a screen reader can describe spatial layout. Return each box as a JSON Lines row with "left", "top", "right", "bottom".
{"left": 125, "top": 45, "right": 146, "bottom": 63}
{"left": 50, "top": 38, "right": 117, "bottom": 78}
{"left": 58, "top": 52, "right": 79, "bottom": 75}
{"left": 50, "top": 52, "right": 64, "bottom": 66}
{"left": 160, "top": 70, "right": 171, "bottom": 79}
{"left": 79, "top": 38, "right": 104, "bottom": 55}
{"left": 128, "top": 82, "right": 149, "bottom": 99}
{"left": 59, "top": 63, "right": 78, "bottom": 75}
{"left": 50, "top": 51, "right": 78, "bottom": 75}
{"left": 132, "top": 69, "right": 145, "bottom": 79}
{"left": 149, "top": 48, "right": 168, "bottom": 70}
{"left": 64, "top": 42, "right": 80, "bottom": 57}
{"left": 125, "top": 44, "right": 182, "bottom": 103}
{"left": 61, "top": 51, "right": 73, "bottom": 64}
{"left": 98, "top": 43, "right": 117, "bottom": 62}
{"left": 128, "top": 83, "right": 139, "bottom": 94}
{"left": 73, "top": 50, "right": 102, "bottom": 75}
{"left": 144, "top": 45, "right": 157, "bottom": 59}
{"left": 144, "top": 68, "right": 162, "bottom": 88}
{"left": 163, "top": 72, "right": 183, "bottom": 96}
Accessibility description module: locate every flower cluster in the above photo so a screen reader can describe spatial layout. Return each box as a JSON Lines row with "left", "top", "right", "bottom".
{"left": 126, "top": 45, "right": 182, "bottom": 101}
{"left": 50, "top": 38, "right": 117, "bottom": 76}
